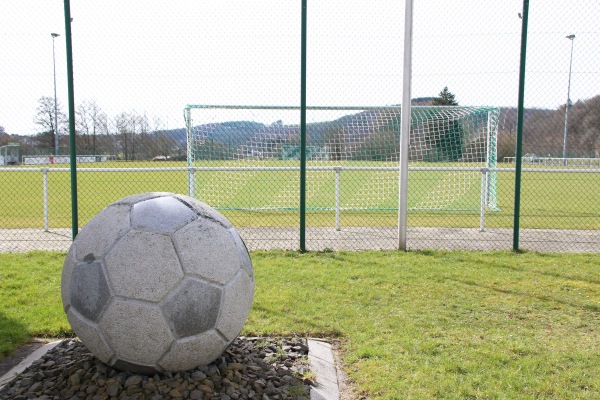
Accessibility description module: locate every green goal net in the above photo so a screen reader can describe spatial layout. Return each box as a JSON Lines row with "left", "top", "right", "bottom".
{"left": 185, "top": 105, "right": 499, "bottom": 216}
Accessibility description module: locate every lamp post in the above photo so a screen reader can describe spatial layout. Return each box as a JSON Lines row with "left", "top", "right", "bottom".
{"left": 51, "top": 33, "right": 60, "bottom": 156}
{"left": 562, "top": 34, "right": 575, "bottom": 166}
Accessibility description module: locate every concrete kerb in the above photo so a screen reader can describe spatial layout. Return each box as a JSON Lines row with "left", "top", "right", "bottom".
{"left": 308, "top": 339, "right": 340, "bottom": 400}
{"left": 0, "top": 340, "right": 63, "bottom": 390}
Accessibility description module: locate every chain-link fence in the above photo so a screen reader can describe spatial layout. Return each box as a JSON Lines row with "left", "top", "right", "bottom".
{"left": 1, "top": 1, "right": 598, "bottom": 252}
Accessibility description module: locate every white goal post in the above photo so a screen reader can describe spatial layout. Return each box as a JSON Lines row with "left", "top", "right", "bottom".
{"left": 184, "top": 105, "right": 500, "bottom": 230}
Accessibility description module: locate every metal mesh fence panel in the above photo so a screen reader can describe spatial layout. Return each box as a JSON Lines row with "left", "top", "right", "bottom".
{"left": 186, "top": 106, "right": 301, "bottom": 250}
{"left": 406, "top": 1, "right": 517, "bottom": 250}
{"left": 0, "top": 1, "right": 598, "bottom": 252}
{"left": 515, "top": 1, "right": 600, "bottom": 252}
{"left": 1, "top": 1, "right": 300, "bottom": 252}
{"left": 186, "top": 105, "right": 499, "bottom": 250}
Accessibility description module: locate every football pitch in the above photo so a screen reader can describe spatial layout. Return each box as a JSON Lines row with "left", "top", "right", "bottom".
{"left": 0, "top": 161, "right": 598, "bottom": 231}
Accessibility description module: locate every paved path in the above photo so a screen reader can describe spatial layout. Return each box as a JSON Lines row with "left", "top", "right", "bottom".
{"left": 1, "top": 227, "right": 598, "bottom": 253}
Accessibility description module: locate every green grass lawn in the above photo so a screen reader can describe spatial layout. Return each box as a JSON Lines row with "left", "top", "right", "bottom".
{"left": 0, "top": 252, "right": 70, "bottom": 355}
{"left": 1, "top": 161, "right": 598, "bottom": 231}
{"left": 1, "top": 250, "right": 598, "bottom": 399}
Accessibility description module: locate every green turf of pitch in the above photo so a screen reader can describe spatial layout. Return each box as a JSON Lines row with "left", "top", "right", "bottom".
{"left": 0, "top": 161, "right": 598, "bottom": 230}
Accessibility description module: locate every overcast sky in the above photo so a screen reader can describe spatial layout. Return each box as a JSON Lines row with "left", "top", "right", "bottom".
{"left": 1, "top": 1, "right": 598, "bottom": 134}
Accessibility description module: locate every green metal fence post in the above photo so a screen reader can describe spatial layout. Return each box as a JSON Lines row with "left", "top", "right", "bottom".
{"left": 513, "top": 0, "right": 529, "bottom": 251}
{"left": 299, "top": 0, "right": 307, "bottom": 252}
{"left": 64, "top": 0, "right": 78, "bottom": 239}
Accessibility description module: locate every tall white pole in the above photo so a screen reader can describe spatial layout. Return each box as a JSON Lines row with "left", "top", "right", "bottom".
{"left": 398, "top": 0, "right": 414, "bottom": 251}
{"left": 335, "top": 167, "right": 341, "bottom": 231}
{"left": 43, "top": 168, "right": 49, "bottom": 232}
{"left": 562, "top": 34, "right": 575, "bottom": 166}
{"left": 185, "top": 108, "right": 195, "bottom": 198}
{"left": 51, "top": 33, "right": 60, "bottom": 156}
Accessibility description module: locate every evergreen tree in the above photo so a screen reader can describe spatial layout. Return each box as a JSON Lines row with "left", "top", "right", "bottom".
{"left": 429, "top": 88, "right": 462, "bottom": 160}
{"left": 433, "top": 87, "right": 459, "bottom": 106}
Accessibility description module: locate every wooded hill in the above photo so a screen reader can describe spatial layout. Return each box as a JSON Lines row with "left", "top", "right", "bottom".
{"left": 2, "top": 95, "right": 598, "bottom": 162}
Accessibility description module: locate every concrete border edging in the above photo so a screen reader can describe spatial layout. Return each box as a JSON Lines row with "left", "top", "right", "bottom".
{"left": 308, "top": 339, "right": 340, "bottom": 400}
{"left": 0, "top": 340, "right": 63, "bottom": 390}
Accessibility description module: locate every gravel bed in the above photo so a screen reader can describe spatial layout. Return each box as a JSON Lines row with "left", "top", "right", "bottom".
{"left": 0, "top": 337, "right": 312, "bottom": 400}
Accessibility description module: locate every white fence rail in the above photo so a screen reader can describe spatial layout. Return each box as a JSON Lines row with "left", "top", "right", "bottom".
{"left": 2, "top": 165, "right": 494, "bottom": 232}
{"left": 2, "top": 166, "right": 598, "bottom": 234}
{"left": 503, "top": 157, "right": 600, "bottom": 167}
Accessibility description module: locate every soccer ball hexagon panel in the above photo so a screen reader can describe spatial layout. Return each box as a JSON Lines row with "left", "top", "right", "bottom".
{"left": 61, "top": 193, "right": 254, "bottom": 374}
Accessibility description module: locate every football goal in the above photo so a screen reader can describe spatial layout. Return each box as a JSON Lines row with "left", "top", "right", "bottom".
{"left": 184, "top": 105, "right": 499, "bottom": 228}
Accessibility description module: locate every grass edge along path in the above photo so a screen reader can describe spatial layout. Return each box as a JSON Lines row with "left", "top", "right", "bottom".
{"left": 1, "top": 250, "right": 599, "bottom": 399}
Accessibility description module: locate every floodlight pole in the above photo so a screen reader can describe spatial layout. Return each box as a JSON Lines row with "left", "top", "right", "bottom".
{"left": 562, "top": 34, "right": 575, "bottom": 166}
{"left": 51, "top": 33, "right": 60, "bottom": 156}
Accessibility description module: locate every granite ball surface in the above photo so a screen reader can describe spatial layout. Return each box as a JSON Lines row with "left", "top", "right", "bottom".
{"left": 61, "top": 192, "right": 254, "bottom": 374}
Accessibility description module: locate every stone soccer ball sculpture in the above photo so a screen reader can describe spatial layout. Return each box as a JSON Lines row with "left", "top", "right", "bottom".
{"left": 61, "top": 192, "right": 254, "bottom": 374}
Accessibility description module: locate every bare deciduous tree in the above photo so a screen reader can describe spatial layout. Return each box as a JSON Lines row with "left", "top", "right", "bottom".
{"left": 33, "top": 96, "right": 67, "bottom": 153}
{"left": 76, "top": 100, "right": 108, "bottom": 155}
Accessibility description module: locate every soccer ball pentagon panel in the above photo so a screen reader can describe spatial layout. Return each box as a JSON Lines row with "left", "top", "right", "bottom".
{"left": 61, "top": 192, "right": 254, "bottom": 374}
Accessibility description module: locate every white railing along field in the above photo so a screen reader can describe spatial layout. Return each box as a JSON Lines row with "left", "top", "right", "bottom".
{"left": 503, "top": 156, "right": 600, "bottom": 167}
{"left": 2, "top": 165, "right": 599, "bottom": 234}
{"left": 3, "top": 165, "right": 496, "bottom": 232}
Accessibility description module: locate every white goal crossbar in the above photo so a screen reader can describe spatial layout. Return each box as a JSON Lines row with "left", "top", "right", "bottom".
{"left": 184, "top": 104, "right": 500, "bottom": 231}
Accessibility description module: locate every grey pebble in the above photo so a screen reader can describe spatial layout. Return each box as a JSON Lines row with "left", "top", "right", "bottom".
{"left": 0, "top": 337, "right": 312, "bottom": 399}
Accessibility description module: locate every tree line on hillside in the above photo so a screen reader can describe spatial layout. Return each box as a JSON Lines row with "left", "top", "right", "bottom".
{"left": 416, "top": 88, "right": 600, "bottom": 161}
{"left": 1, "top": 89, "right": 599, "bottom": 162}
{"left": 495, "top": 97, "right": 600, "bottom": 161}
{"left": 1, "top": 97, "right": 186, "bottom": 161}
